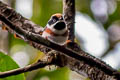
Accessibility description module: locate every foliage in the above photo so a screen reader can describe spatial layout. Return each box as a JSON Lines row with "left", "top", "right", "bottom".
{"left": 31, "top": 0, "right": 62, "bottom": 27}
{"left": 33, "top": 67, "right": 70, "bottom": 80}
{"left": 0, "top": 52, "right": 25, "bottom": 80}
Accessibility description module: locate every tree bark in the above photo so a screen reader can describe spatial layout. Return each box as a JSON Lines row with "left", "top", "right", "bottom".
{"left": 63, "top": 0, "right": 75, "bottom": 42}
{"left": 0, "top": 1, "right": 120, "bottom": 80}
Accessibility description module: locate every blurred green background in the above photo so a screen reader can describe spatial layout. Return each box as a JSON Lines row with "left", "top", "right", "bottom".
{"left": 0, "top": 0, "right": 120, "bottom": 80}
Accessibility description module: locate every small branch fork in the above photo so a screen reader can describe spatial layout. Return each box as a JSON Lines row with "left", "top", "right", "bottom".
{"left": 0, "top": 1, "right": 120, "bottom": 80}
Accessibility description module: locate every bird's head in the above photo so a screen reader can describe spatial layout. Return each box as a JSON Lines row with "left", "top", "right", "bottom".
{"left": 47, "top": 13, "right": 67, "bottom": 34}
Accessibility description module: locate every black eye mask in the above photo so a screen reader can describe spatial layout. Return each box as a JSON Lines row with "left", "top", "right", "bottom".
{"left": 52, "top": 16, "right": 59, "bottom": 21}
{"left": 48, "top": 16, "right": 59, "bottom": 25}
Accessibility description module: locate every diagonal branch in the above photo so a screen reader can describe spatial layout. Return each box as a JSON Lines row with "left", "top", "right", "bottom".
{"left": 0, "top": 1, "right": 120, "bottom": 80}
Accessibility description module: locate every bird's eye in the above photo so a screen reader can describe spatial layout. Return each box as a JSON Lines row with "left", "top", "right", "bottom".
{"left": 53, "top": 19, "right": 56, "bottom": 22}
{"left": 52, "top": 16, "right": 58, "bottom": 22}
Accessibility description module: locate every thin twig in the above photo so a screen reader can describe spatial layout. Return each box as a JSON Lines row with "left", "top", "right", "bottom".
{"left": 0, "top": 60, "right": 53, "bottom": 78}
{"left": 0, "top": 53, "right": 56, "bottom": 78}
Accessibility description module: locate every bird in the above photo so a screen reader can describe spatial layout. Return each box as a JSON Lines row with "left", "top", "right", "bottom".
{"left": 42, "top": 13, "right": 69, "bottom": 45}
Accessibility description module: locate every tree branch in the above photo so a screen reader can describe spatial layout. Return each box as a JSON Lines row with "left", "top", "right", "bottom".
{"left": 0, "top": 1, "right": 120, "bottom": 80}
{"left": 63, "top": 0, "right": 75, "bottom": 42}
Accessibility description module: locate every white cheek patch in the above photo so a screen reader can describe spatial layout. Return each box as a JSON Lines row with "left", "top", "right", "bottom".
{"left": 47, "top": 24, "right": 54, "bottom": 29}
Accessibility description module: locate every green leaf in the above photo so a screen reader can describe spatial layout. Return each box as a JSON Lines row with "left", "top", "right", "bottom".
{"left": 0, "top": 52, "right": 25, "bottom": 80}
{"left": 33, "top": 67, "right": 70, "bottom": 80}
